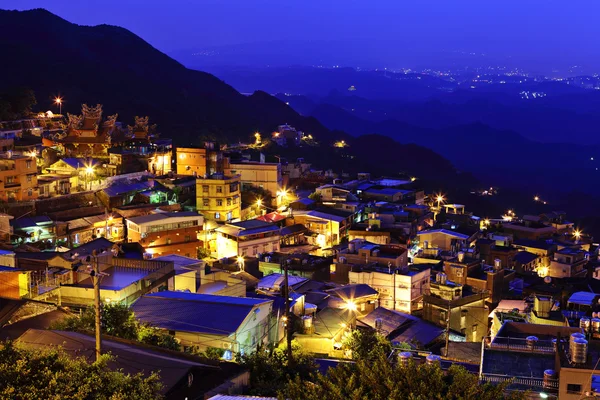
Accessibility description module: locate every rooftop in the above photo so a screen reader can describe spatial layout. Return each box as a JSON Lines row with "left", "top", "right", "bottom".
{"left": 132, "top": 292, "right": 272, "bottom": 335}
{"left": 127, "top": 211, "right": 202, "bottom": 225}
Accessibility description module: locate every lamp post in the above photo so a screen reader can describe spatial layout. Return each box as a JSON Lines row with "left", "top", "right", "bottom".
{"left": 54, "top": 97, "right": 63, "bottom": 115}
{"left": 85, "top": 165, "right": 94, "bottom": 191}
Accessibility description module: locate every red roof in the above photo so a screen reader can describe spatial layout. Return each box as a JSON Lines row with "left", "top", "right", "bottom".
{"left": 256, "top": 212, "right": 286, "bottom": 223}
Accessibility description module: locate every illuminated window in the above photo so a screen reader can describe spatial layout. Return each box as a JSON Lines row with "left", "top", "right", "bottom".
{"left": 215, "top": 212, "right": 220, "bottom": 220}
{"left": 26, "top": 160, "right": 32, "bottom": 169}
{"left": 203, "top": 198, "right": 209, "bottom": 207}
{"left": 217, "top": 199, "right": 223, "bottom": 206}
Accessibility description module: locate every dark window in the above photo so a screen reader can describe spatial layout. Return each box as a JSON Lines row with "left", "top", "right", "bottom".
{"left": 567, "top": 384, "right": 582, "bottom": 394}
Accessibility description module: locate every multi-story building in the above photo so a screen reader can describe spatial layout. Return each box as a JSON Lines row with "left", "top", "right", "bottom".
{"left": 348, "top": 263, "right": 430, "bottom": 314}
{"left": 176, "top": 143, "right": 225, "bottom": 177}
{"left": 126, "top": 211, "right": 204, "bottom": 258}
{"left": 0, "top": 153, "right": 37, "bottom": 202}
{"left": 288, "top": 209, "right": 354, "bottom": 248}
{"left": 215, "top": 220, "right": 280, "bottom": 258}
{"left": 546, "top": 248, "right": 587, "bottom": 278}
{"left": 423, "top": 276, "right": 489, "bottom": 343}
{"left": 226, "top": 161, "right": 282, "bottom": 202}
{"left": 196, "top": 174, "right": 241, "bottom": 222}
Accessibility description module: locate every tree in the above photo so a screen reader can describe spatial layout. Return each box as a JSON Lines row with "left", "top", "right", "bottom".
{"left": 282, "top": 353, "right": 526, "bottom": 400}
{"left": 0, "top": 341, "right": 163, "bottom": 400}
{"left": 52, "top": 303, "right": 180, "bottom": 351}
{"left": 343, "top": 328, "right": 392, "bottom": 361}
{"left": 238, "top": 342, "right": 317, "bottom": 397}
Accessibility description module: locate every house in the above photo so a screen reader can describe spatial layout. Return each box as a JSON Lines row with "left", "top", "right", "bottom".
{"left": 422, "top": 276, "right": 489, "bottom": 343}
{"left": 126, "top": 211, "right": 204, "bottom": 258}
{"left": 479, "top": 321, "right": 600, "bottom": 400}
{"left": 98, "top": 180, "right": 157, "bottom": 209}
{"left": 176, "top": 144, "right": 226, "bottom": 177}
{"left": 226, "top": 161, "right": 283, "bottom": 203}
{"left": 347, "top": 263, "right": 430, "bottom": 314}
{"left": 258, "top": 253, "right": 331, "bottom": 282}
{"left": 60, "top": 254, "right": 175, "bottom": 307}
{"left": 362, "top": 188, "right": 414, "bottom": 203}
{"left": 502, "top": 220, "right": 556, "bottom": 240}
{"left": 513, "top": 250, "right": 543, "bottom": 274}
{"left": 0, "top": 266, "right": 29, "bottom": 299}
{"left": 416, "top": 228, "right": 478, "bottom": 253}
{"left": 132, "top": 291, "right": 274, "bottom": 355}
{"left": 325, "top": 284, "right": 379, "bottom": 317}
{"left": 545, "top": 248, "right": 587, "bottom": 278}
{"left": 196, "top": 174, "right": 241, "bottom": 222}
{"left": 288, "top": 209, "right": 354, "bottom": 248}
{"left": 256, "top": 273, "right": 308, "bottom": 295}
{"left": 15, "top": 329, "right": 230, "bottom": 400}
{"left": 0, "top": 152, "right": 38, "bottom": 202}
{"left": 359, "top": 307, "right": 444, "bottom": 349}
{"left": 314, "top": 184, "right": 354, "bottom": 203}
{"left": 216, "top": 220, "right": 280, "bottom": 259}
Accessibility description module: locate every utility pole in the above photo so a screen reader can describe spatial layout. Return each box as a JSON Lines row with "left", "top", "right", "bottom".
{"left": 283, "top": 258, "right": 293, "bottom": 365}
{"left": 444, "top": 300, "right": 451, "bottom": 357}
{"left": 92, "top": 251, "right": 102, "bottom": 361}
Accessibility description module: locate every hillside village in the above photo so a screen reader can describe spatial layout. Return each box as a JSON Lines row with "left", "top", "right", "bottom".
{"left": 1, "top": 104, "right": 600, "bottom": 399}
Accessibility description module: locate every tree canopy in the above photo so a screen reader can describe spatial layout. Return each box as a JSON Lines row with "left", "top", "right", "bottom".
{"left": 52, "top": 302, "right": 180, "bottom": 351}
{"left": 0, "top": 342, "right": 163, "bottom": 400}
{"left": 282, "top": 351, "right": 526, "bottom": 400}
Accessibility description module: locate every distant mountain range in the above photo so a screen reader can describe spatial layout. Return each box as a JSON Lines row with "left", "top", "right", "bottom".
{"left": 0, "top": 8, "right": 471, "bottom": 187}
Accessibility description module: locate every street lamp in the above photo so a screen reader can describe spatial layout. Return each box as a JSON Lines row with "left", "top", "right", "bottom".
{"left": 435, "top": 194, "right": 445, "bottom": 207}
{"left": 574, "top": 229, "right": 582, "bottom": 241}
{"left": 85, "top": 165, "right": 95, "bottom": 190}
{"left": 345, "top": 300, "right": 357, "bottom": 311}
{"left": 54, "top": 97, "right": 63, "bottom": 115}
{"left": 236, "top": 256, "right": 245, "bottom": 271}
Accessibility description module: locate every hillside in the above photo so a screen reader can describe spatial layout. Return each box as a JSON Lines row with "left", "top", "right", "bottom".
{"left": 0, "top": 9, "right": 331, "bottom": 146}
{"left": 0, "top": 8, "right": 475, "bottom": 187}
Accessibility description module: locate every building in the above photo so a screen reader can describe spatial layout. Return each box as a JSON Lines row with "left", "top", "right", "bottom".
{"left": 479, "top": 321, "right": 600, "bottom": 400}
{"left": 502, "top": 220, "right": 556, "bottom": 240}
{"left": 545, "top": 248, "right": 588, "bottom": 278}
{"left": 196, "top": 174, "right": 241, "bottom": 222}
{"left": 60, "top": 253, "right": 175, "bottom": 306}
{"left": 422, "top": 277, "right": 489, "bottom": 343}
{"left": 126, "top": 211, "right": 204, "bottom": 258}
{"left": 359, "top": 307, "right": 445, "bottom": 349}
{"left": 0, "top": 153, "right": 37, "bottom": 202}
{"left": 0, "top": 266, "right": 29, "bottom": 299}
{"left": 42, "top": 104, "right": 116, "bottom": 158}
{"left": 215, "top": 220, "right": 280, "bottom": 259}
{"left": 293, "top": 307, "right": 355, "bottom": 357}
{"left": 176, "top": 143, "right": 225, "bottom": 177}
{"left": 325, "top": 284, "right": 379, "bottom": 318}
{"left": 288, "top": 209, "right": 354, "bottom": 248}
{"left": 132, "top": 291, "right": 274, "bottom": 355}
{"left": 416, "top": 229, "right": 478, "bottom": 253}
{"left": 442, "top": 253, "right": 513, "bottom": 304}
{"left": 346, "top": 251, "right": 430, "bottom": 313}
{"left": 226, "top": 161, "right": 283, "bottom": 201}
{"left": 362, "top": 188, "right": 415, "bottom": 203}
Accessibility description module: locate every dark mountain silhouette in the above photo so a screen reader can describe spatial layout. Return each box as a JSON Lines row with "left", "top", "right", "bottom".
{"left": 0, "top": 9, "right": 335, "bottom": 146}
{"left": 0, "top": 8, "right": 474, "bottom": 186}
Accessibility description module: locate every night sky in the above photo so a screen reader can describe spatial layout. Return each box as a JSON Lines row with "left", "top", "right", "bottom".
{"left": 4, "top": 1, "right": 600, "bottom": 71}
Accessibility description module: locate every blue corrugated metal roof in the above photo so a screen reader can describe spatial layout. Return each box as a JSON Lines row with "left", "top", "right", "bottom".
{"left": 132, "top": 292, "right": 272, "bottom": 335}
{"left": 103, "top": 181, "right": 154, "bottom": 197}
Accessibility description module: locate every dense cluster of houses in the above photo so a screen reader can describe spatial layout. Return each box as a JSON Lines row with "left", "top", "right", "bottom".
{"left": 2, "top": 107, "right": 600, "bottom": 399}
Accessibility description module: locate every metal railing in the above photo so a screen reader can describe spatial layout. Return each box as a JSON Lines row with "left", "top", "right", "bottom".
{"left": 485, "top": 336, "right": 555, "bottom": 354}
{"left": 481, "top": 373, "right": 558, "bottom": 390}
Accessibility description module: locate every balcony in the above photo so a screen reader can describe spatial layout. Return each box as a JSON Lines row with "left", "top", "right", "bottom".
{"left": 480, "top": 374, "right": 558, "bottom": 391}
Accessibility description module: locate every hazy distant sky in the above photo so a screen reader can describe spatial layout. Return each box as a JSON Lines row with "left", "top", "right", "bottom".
{"left": 4, "top": 0, "right": 600, "bottom": 71}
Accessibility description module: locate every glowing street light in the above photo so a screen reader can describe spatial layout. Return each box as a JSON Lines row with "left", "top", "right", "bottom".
{"left": 435, "top": 194, "right": 445, "bottom": 208}
{"left": 534, "top": 196, "right": 540, "bottom": 202}
{"left": 256, "top": 199, "right": 262, "bottom": 208}
{"left": 574, "top": 229, "right": 582, "bottom": 241}
{"left": 54, "top": 97, "right": 63, "bottom": 115}
{"left": 345, "top": 300, "right": 357, "bottom": 311}
{"left": 236, "top": 256, "right": 245, "bottom": 270}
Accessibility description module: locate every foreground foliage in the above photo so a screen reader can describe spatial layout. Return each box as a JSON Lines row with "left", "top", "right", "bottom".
{"left": 52, "top": 303, "right": 180, "bottom": 351}
{"left": 282, "top": 351, "right": 526, "bottom": 400}
{"left": 0, "top": 342, "right": 163, "bottom": 400}
{"left": 238, "top": 341, "right": 317, "bottom": 397}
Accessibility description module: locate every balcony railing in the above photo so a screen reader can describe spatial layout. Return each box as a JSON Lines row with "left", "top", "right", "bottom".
{"left": 485, "top": 336, "right": 555, "bottom": 354}
{"left": 481, "top": 373, "right": 558, "bottom": 390}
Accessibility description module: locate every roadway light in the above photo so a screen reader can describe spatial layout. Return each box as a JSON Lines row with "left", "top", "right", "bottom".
{"left": 54, "top": 97, "right": 63, "bottom": 114}
{"left": 256, "top": 199, "right": 262, "bottom": 207}
{"left": 345, "top": 300, "right": 357, "bottom": 311}
{"left": 86, "top": 166, "right": 94, "bottom": 175}
{"left": 574, "top": 229, "right": 582, "bottom": 240}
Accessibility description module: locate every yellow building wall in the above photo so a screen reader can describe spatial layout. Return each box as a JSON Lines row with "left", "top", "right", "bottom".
{"left": 176, "top": 147, "right": 207, "bottom": 176}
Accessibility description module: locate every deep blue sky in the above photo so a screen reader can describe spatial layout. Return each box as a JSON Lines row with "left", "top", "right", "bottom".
{"left": 4, "top": 1, "right": 600, "bottom": 72}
